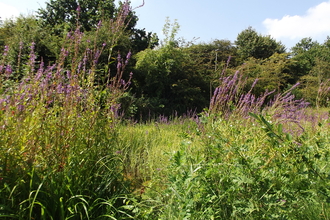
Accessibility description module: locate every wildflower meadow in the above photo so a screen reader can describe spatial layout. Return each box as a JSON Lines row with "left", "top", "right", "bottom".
{"left": 1, "top": 1, "right": 330, "bottom": 219}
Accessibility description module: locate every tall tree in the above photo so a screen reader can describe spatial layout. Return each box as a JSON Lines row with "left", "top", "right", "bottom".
{"left": 133, "top": 19, "right": 209, "bottom": 117}
{"left": 184, "top": 40, "right": 237, "bottom": 100}
{"left": 37, "top": 0, "right": 120, "bottom": 32}
{"left": 36, "top": 0, "right": 157, "bottom": 64}
{"left": 290, "top": 37, "right": 321, "bottom": 78}
{"left": 235, "top": 27, "right": 286, "bottom": 61}
{"left": 291, "top": 37, "right": 330, "bottom": 106}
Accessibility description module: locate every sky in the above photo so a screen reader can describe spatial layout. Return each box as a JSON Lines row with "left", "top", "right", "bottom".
{"left": 1, "top": 0, "right": 330, "bottom": 50}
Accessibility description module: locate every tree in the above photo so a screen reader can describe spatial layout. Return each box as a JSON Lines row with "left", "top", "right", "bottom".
{"left": 0, "top": 15, "right": 57, "bottom": 74}
{"left": 38, "top": 0, "right": 117, "bottom": 32}
{"left": 183, "top": 40, "right": 237, "bottom": 100}
{"left": 291, "top": 37, "right": 319, "bottom": 55}
{"left": 231, "top": 52, "right": 294, "bottom": 100}
{"left": 235, "top": 27, "right": 286, "bottom": 61}
{"left": 129, "top": 28, "right": 159, "bottom": 54}
{"left": 36, "top": 0, "right": 157, "bottom": 71}
{"left": 291, "top": 38, "right": 330, "bottom": 106}
{"left": 290, "top": 37, "right": 322, "bottom": 74}
{"left": 185, "top": 39, "right": 237, "bottom": 71}
{"left": 133, "top": 19, "right": 209, "bottom": 117}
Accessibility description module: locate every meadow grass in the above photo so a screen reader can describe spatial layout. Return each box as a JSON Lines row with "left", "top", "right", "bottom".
{"left": 1, "top": 95, "right": 330, "bottom": 219}
{"left": 125, "top": 112, "right": 330, "bottom": 220}
{"left": 1, "top": 61, "right": 329, "bottom": 219}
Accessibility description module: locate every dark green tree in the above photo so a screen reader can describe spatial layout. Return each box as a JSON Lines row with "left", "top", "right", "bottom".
{"left": 291, "top": 37, "right": 330, "bottom": 106}
{"left": 36, "top": 0, "right": 157, "bottom": 67}
{"left": 239, "top": 53, "right": 293, "bottom": 95}
{"left": 185, "top": 40, "right": 237, "bottom": 72}
{"left": 37, "top": 0, "right": 118, "bottom": 32}
{"left": 130, "top": 28, "right": 159, "bottom": 54}
{"left": 291, "top": 37, "right": 319, "bottom": 55}
{"left": 290, "top": 37, "right": 321, "bottom": 76}
{"left": 235, "top": 27, "right": 286, "bottom": 62}
{"left": 133, "top": 19, "right": 209, "bottom": 117}
{"left": 184, "top": 39, "right": 237, "bottom": 100}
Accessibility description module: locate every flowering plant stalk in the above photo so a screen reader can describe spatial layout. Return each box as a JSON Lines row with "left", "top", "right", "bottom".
{"left": 209, "top": 64, "right": 313, "bottom": 136}
{"left": 0, "top": 2, "right": 138, "bottom": 218}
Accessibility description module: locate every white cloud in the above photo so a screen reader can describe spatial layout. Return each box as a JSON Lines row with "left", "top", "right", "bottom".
{"left": 263, "top": 1, "right": 330, "bottom": 42}
{"left": 0, "top": 3, "right": 20, "bottom": 20}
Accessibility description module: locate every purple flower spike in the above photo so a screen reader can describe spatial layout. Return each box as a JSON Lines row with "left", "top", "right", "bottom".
{"left": 97, "top": 20, "right": 102, "bottom": 29}
{"left": 117, "top": 62, "right": 122, "bottom": 70}
{"left": 30, "top": 42, "right": 35, "bottom": 50}
{"left": 125, "top": 51, "right": 132, "bottom": 65}
{"left": 17, "top": 104, "right": 25, "bottom": 112}
{"left": 5, "top": 65, "right": 12, "bottom": 77}
{"left": 126, "top": 51, "right": 132, "bottom": 60}
{"left": 3, "top": 45, "right": 9, "bottom": 56}
{"left": 122, "top": 2, "right": 130, "bottom": 17}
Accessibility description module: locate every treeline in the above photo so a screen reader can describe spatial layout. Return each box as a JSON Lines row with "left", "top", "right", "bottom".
{"left": 1, "top": 0, "right": 330, "bottom": 119}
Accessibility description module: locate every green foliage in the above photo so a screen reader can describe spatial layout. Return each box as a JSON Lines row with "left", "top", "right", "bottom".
{"left": 0, "top": 1, "right": 158, "bottom": 88}
{"left": 185, "top": 39, "right": 237, "bottom": 70}
{"left": 129, "top": 28, "right": 159, "bottom": 53}
{"left": 133, "top": 19, "right": 209, "bottom": 117}
{"left": 290, "top": 37, "right": 322, "bottom": 77}
{"left": 291, "top": 38, "right": 330, "bottom": 106}
{"left": 235, "top": 26, "right": 286, "bottom": 61}
{"left": 0, "top": 15, "right": 58, "bottom": 71}
{"left": 0, "top": 5, "right": 137, "bottom": 218}
{"left": 183, "top": 40, "right": 237, "bottom": 99}
{"left": 126, "top": 113, "right": 330, "bottom": 219}
{"left": 2, "top": 4, "right": 330, "bottom": 218}
{"left": 0, "top": 109, "right": 132, "bottom": 219}
{"left": 240, "top": 53, "right": 294, "bottom": 94}
{"left": 37, "top": 0, "right": 118, "bottom": 32}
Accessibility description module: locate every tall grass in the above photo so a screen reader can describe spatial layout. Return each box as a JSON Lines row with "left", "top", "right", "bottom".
{"left": 0, "top": 1, "right": 137, "bottom": 219}
{"left": 123, "top": 112, "right": 330, "bottom": 219}
{"left": 122, "top": 69, "right": 330, "bottom": 219}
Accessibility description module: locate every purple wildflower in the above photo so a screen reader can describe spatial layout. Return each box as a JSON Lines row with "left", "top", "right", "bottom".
{"left": 5, "top": 65, "right": 12, "bottom": 78}
{"left": 67, "top": 31, "right": 72, "bottom": 39}
{"left": 35, "top": 62, "right": 45, "bottom": 80}
{"left": 125, "top": 51, "right": 132, "bottom": 65}
{"left": 17, "top": 104, "right": 25, "bottom": 112}
{"left": 97, "top": 20, "right": 102, "bottom": 29}
{"left": 30, "top": 42, "right": 35, "bottom": 51}
{"left": 66, "top": 70, "right": 71, "bottom": 79}
{"left": 115, "top": 150, "right": 122, "bottom": 155}
{"left": 122, "top": 1, "right": 131, "bottom": 17}
{"left": 117, "top": 53, "right": 122, "bottom": 62}
{"left": 117, "top": 61, "right": 122, "bottom": 70}
{"left": 3, "top": 45, "right": 9, "bottom": 56}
